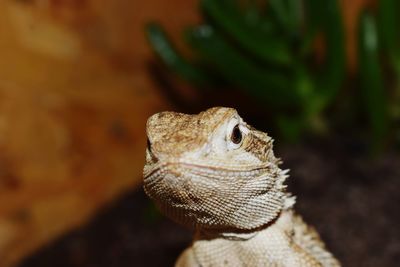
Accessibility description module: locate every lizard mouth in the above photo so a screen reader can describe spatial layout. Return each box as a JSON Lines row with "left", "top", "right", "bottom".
{"left": 143, "top": 161, "right": 273, "bottom": 180}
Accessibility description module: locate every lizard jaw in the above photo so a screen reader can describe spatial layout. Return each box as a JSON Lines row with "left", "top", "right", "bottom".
{"left": 143, "top": 159, "right": 290, "bottom": 231}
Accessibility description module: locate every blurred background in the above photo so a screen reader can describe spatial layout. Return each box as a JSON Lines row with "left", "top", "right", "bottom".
{"left": 0, "top": 0, "right": 399, "bottom": 266}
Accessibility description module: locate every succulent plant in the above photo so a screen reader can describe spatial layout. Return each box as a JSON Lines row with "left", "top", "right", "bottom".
{"left": 145, "top": 0, "right": 345, "bottom": 142}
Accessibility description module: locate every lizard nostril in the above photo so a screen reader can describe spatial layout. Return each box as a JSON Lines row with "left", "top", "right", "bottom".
{"left": 146, "top": 137, "right": 151, "bottom": 147}
{"left": 146, "top": 137, "right": 152, "bottom": 152}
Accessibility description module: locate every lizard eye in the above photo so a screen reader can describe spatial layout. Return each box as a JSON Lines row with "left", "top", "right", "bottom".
{"left": 230, "top": 124, "right": 242, "bottom": 145}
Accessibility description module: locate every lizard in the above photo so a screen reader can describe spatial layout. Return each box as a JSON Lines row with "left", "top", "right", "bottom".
{"left": 143, "top": 107, "right": 340, "bottom": 267}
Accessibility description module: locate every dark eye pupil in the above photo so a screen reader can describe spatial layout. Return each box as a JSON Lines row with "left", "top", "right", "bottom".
{"left": 231, "top": 125, "right": 242, "bottom": 144}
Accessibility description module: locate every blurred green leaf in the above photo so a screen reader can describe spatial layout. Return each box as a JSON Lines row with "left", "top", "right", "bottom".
{"left": 318, "top": 0, "right": 345, "bottom": 102}
{"left": 185, "top": 25, "right": 299, "bottom": 108}
{"left": 201, "top": 0, "right": 292, "bottom": 65}
{"left": 378, "top": 0, "right": 400, "bottom": 125}
{"left": 303, "top": 0, "right": 322, "bottom": 33}
{"left": 145, "top": 22, "right": 215, "bottom": 87}
{"left": 305, "top": 0, "right": 345, "bottom": 110}
{"left": 377, "top": 0, "right": 400, "bottom": 65}
{"left": 268, "top": 0, "right": 291, "bottom": 31}
{"left": 358, "top": 11, "right": 389, "bottom": 150}
{"left": 286, "top": 0, "right": 303, "bottom": 37}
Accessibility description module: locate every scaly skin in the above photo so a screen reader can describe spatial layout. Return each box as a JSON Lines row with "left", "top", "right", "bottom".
{"left": 143, "top": 107, "right": 340, "bottom": 267}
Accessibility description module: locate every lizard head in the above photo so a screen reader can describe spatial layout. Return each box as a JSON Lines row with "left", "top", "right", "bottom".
{"left": 143, "top": 107, "right": 292, "bottom": 232}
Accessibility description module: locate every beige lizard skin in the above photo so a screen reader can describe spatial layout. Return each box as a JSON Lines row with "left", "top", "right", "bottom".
{"left": 143, "top": 107, "right": 340, "bottom": 267}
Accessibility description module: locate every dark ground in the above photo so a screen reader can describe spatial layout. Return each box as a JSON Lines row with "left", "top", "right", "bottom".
{"left": 19, "top": 139, "right": 400, "bottom": 267}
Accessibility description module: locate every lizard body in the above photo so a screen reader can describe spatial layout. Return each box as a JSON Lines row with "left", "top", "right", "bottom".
{"left": 143, "top": 107, "right": 340, "bottom": 267}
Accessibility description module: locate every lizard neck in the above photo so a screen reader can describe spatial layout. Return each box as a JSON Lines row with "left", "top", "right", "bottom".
{"left": 189, "top": 209, "right": 300, "bottom": 265}
{"left": 194, "top": 208, "right": 294, "bottom": 242}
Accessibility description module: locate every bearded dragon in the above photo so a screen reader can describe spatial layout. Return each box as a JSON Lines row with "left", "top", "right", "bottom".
{"left": 143, "top": 107, "right": 340, "bottom": 267}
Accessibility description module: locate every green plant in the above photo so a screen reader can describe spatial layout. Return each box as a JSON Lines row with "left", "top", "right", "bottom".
{"left": 145, "top": 0, "right": 345, "bottom": 142}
